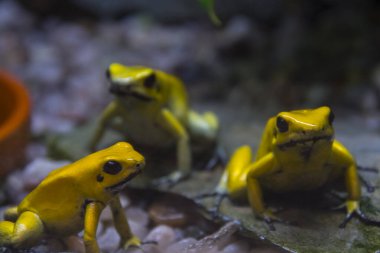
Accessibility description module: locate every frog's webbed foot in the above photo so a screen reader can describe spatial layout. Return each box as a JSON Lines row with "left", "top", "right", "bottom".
{"left": 194, "top": 191, "right": 228, "bottom": 219}
{"left": 151, "top": 171, "right": 189, "bottom": 189}
{"left": 259, "top": 209, "right": 292, "bottom": 231}
{"left": 122, "top": 235, "right": 141, "bottom": 250}
{"left": 337, "top": 200, "right": 380, "bottom": 228}
{"left": 357, "top": 166, "right": 378, "bottom": 193}
{"left": 126, "top": 240, "right": 157, "bottom": 253}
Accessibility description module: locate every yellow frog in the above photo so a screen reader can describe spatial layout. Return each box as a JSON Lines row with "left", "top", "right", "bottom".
{"left": 89, "top": 63, "right": 218, "bottom": 185}
{"left": 0, "top": 142, "right": 145, "bottom": 253}
{"left": 216, "top": 106, "right": 370, "bottom": 228}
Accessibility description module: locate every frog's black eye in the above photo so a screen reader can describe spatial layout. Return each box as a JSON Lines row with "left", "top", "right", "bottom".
{"left": 328, "top": 111, "right": 335, "bottom": 125}
{"left": 143, "top": 73, "right": 156, "bottom": 88}
{"left": 105, "top": 69, "right": 111, "bottom": 80}
{"left": 103, "top": 160, "right": 122, "bottom": 175}
{"left": 276, "top": 116, "right": 288, "bottom": 133}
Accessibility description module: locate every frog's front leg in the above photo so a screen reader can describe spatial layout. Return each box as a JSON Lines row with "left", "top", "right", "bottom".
{"left": 330, "top": 141, "right": 365, "bottom": 227}
{"left": 205, "top": 145, "right": 253, "bottom": 215}
{"left": 83, "top": 201, "right": 104, "bottom": 253}
{"left": 109, "top": 196, "right": 140, "bottom": 249}
{"left": 89, "top": 101, "right": 119, "bottom": 151}
{"left": 246, "top": 153, "right": 280, "bottom": 229}
{"left": 154, "top": 108, "right": 191, "bottom": 186}
{"left": 0, "top": 211, "right": 44, "bottom": 249}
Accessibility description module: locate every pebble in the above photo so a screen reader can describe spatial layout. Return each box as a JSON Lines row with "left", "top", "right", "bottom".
{"left": 31, "top": 238, "right": 65, "bottom": 253}
{"left": 140, "top": 225, "right": 176, "bottom": 253}
{"left": 127, "top": 206, "right": 149, "bottom": 226}
{"left": 4, "top": 171, "right": 26, "bottom": 203}
{"left": 148, "top": 199, "right": 188, "bottom": 227}
{"left": 65, "top": 235, "right": 85, "bottom": 253}
{"left": 128, "top": 219, "right": 149, "bottom": 240}
{"left": 222, "top": 239, "right": 250, "bottom": 253}
{"left": 165, "top": 237, "right": 197, "bottom": 253}
{"left": 98, "top": 227, "right": 120, "bottom": 252}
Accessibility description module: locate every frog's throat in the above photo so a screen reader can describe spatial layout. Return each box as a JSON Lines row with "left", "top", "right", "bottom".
{"left": 105, "top": 170, "right": 142, "bottom": 193}
{"left": 277, "top": 135, "right": 332, "bottom": 150}
{"left": 109, "top": 85, "right": 153, "bottom": 102}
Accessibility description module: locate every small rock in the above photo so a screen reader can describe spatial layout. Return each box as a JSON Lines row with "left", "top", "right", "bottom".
{"left": 148, "top": 199, "right": 188, "bottom": 227}
{"left": 32, "top": 114, "right": 76, "bottom": 134}
{"left": 31, "top": 238, "right": 65, "bottom": 253}
{"left": 165, "top": 237, "right": 197, "bottom": 253}
{"left": 222, "top": 239, "right": 250, "bottom": 253}
{"left": 98, "top": 227, "right": 120, "bottom": 252}
{"left": 141, "top": 225, "right": 176, "bottom": 253}
{"left": 65, "top": 235, "right": 85, "bottom": 253}
{"left": 100, "top": 205, "right": 113, "bottom": 223}
{"left": 129, "top": 219, "right": 149, "bottom": 240}
{"left": 127, "top": 206, "right": 149, "bottom": 226}
{"left": 5, "top": 171, "right": 27, "bottom": 203}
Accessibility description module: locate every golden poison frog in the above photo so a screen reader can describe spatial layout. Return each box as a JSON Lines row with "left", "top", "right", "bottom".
{"left": 89, "top": 63, "right": 218, "bottom": 186}
{"left": 0, "top": 142, "right": 144, "bottom": 253}
{"left": 215, "top": 106, "right": 377, "bottom": 229}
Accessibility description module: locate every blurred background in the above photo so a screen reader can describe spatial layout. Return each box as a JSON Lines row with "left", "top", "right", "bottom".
{"left": 1, "top": 0, "right": 380, "bottom": 137}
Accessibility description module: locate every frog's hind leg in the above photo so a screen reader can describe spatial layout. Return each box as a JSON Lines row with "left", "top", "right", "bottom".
{"left": 187, "top": 110, "right": 219, "bottom": 142}
{"left": 0, "top": 211, "right": 44, "bottom": 249}
{"left": 222, "top": 145, "right": 253, "bottom": 199}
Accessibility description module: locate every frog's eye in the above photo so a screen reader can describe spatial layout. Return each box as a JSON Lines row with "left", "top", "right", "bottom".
{"left": 103, "top": 160, "right": 122, "bottom": 175}
{"left": 276, "top": 116, "right": 288, "bottom": 133}
{"left": 143, "top": 73, "right": 156, "bottom": 88}
{"left": 328, "top": 111, "right": 335, "bottom": 125}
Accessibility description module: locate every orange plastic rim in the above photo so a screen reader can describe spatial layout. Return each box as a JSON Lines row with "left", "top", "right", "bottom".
{"left": 0, "top": 69, "right": 30, "bottom": 142}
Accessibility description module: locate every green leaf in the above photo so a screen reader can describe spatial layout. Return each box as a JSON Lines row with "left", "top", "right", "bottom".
{"left": 198, "top": 0, "right": 221, "bottom": 26}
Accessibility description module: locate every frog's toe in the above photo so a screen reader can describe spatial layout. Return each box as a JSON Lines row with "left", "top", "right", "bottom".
{"left": 260, "top": 210, "right": 288, "bottom": 231}
{"left": 338, "top": 200, "right": 380, "bottom": 228}
{"left": 142, "top": 240, "right": 158, "bottom": 245}
{"left": 339, "top": 212, "right": 355, "bottom": 228}
{"left": 122, "top": 235, "right": 141, "bottom": 250}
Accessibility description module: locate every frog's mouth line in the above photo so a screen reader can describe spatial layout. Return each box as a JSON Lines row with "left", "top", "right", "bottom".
{"left": 105, "top": 170, "right": 142, "bottom": 192}
{"left": 109, "top": 85, "right": 153, "bottom": 102}
{"left": 277, "top": 135, "right": 332, "bottom": 150}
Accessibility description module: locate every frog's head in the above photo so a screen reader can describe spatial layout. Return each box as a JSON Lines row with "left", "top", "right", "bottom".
{"left": 106, "top": 63, "right": 161, "bottom": 102}
{"left": 87, "top": 142, "right": 145, "bottom": 195}
{"left": 274, "top": 106, "right": 334, "bottom": 150}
